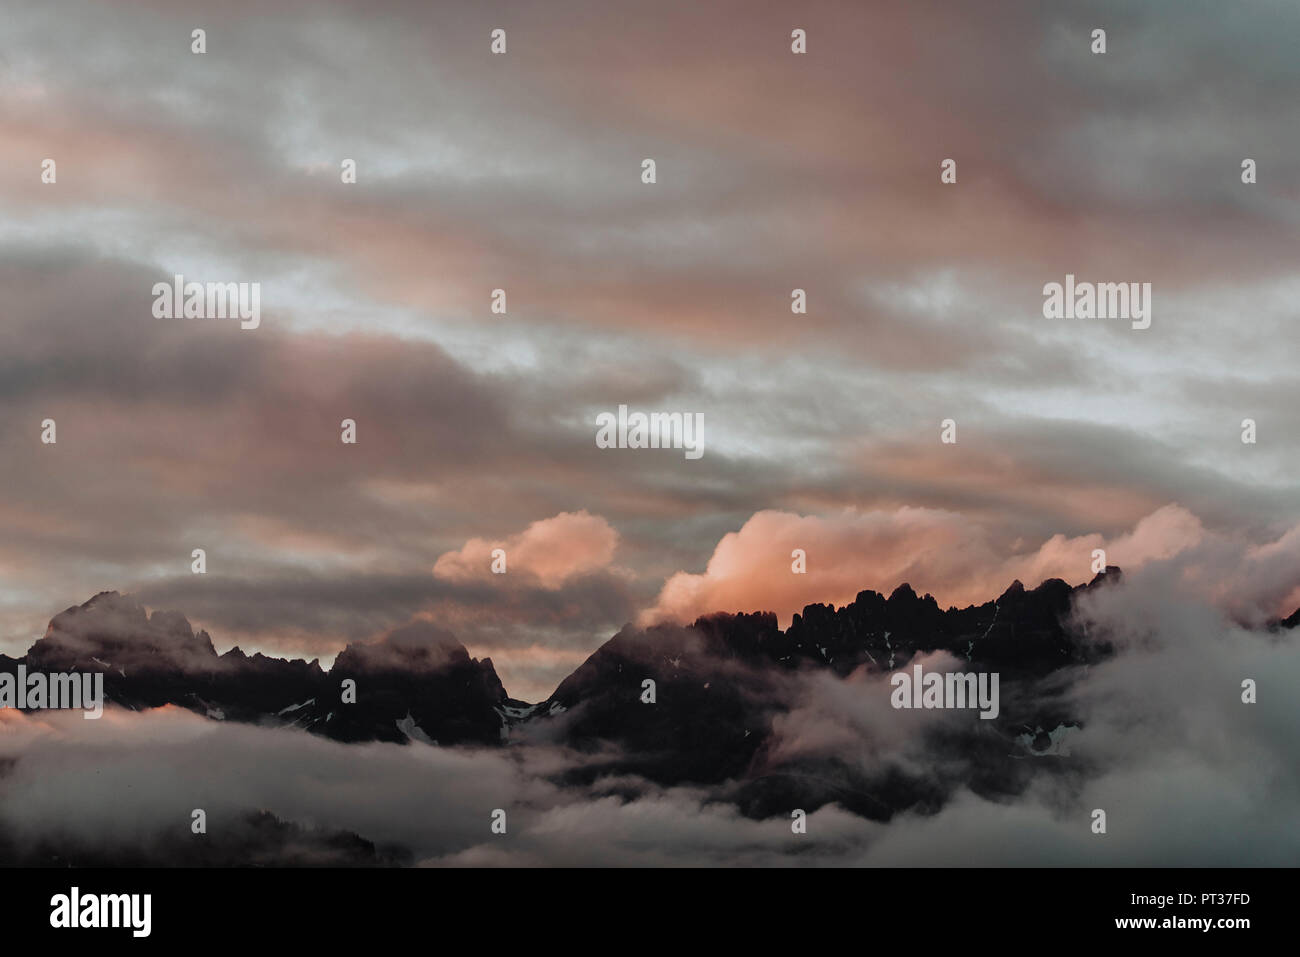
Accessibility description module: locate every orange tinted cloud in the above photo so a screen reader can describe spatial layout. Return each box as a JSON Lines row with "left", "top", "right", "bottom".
{"left": 642, "top": 504, "right": 1216, "bottom": 626}
{"left": 433, "top": 510, "right": 620, "bottom": 589}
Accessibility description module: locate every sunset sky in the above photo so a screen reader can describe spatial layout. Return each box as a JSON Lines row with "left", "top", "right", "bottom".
{"left": 2, "top": 0, "right": 1298, "bottom": 700}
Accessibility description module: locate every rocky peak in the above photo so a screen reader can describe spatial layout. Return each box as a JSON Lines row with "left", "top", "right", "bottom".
{"left": 28, "top": 591, "right": 217, "bottom": 673}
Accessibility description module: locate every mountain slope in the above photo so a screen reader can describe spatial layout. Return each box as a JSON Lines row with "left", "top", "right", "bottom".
{"left": 3, "top": 569, "right": 1295, "bottom": 823}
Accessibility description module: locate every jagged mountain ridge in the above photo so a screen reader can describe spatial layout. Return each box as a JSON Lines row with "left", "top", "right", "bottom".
{"left": 5, "top": 570, "right": 1296, "bottom": 781}
{"left": 2, "top": 569, "right": 1121, "bottom": 755}
{"left": 5, "top": 571, "right": 1297, "bottom": 822}
{"left": 7, "top": 591, "right": 511, "bottom": 747}
{"left": 525, "top": 571, "right": 1124, "bottom": 807}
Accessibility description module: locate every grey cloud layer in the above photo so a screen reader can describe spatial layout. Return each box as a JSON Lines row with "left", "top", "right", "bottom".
{"left": 1, "top": 0, "right": 1297, "bottom": 693}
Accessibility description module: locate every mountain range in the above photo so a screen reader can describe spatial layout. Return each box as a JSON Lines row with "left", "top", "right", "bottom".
{"left": 4, "top": 570, "right": 1296, "bottom": 831}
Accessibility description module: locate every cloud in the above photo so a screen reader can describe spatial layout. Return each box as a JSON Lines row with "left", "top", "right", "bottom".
{"left": 1, "top": 0, "right": 1298, "bottom": 707}
{"left": 434, "top": 510, "right": 621, "bottom": 589}
{"left": 643, "top": 504, "right": 1294, "bottom": 627}
{"left": 1, "top": 542, "right": 1298, "bottom": 866}
{"left": 0, "top": 705, "right": 544, "bottom": 862}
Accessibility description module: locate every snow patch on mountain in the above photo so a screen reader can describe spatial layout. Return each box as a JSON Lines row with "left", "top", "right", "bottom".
{"left": 396, "top": 712, "right": 436, "bottom": 746}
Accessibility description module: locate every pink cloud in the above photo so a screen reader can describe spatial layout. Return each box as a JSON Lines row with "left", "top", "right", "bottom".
{"left": 640, "top": 504, "right": 1257, "bottom": 627}
{"left": 433, "top": 510, "right": 619, "bottom": 590}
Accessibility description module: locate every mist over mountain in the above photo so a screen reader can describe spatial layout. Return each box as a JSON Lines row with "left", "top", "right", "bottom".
{"left": 7, "top": 571, "right": 1124, "bottom": 751}
{"left": 1, "top": 571, "right": 1296, "bottom": 867}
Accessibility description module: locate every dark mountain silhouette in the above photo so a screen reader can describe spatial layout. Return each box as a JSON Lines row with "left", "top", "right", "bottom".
{"left": 3, "top": 570, "right": 1296, "bottom": 825}
{"left": 528, "top": 571, "right": 1124, "bottom": 816}
{"left": 9, "top": 591, "right": 513, "bottom": 746}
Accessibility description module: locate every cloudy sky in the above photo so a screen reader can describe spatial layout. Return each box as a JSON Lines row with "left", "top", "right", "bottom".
{"left": 2, "top": 0, "right": 1298, "bottom": 700}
